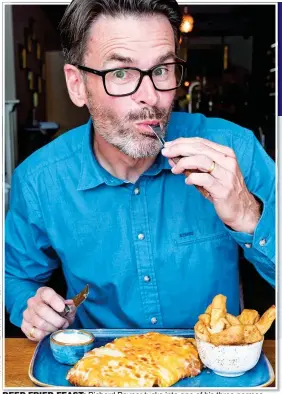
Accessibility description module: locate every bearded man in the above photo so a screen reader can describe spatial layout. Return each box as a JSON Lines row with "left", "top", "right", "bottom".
{"left": 5, "top": 0, "right": 275, "bottom": 341}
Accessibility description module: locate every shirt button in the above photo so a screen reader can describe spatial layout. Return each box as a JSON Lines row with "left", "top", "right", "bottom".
{"left": 245, "top": 243, "right": 252, "bottom": 248}
{"left": 144, "top": 275, "right": 150, "bottom": 282}
{"left": 151, "top": 317, "right": 157, "bottom": 324}
{"left": 134, "top": 188, "right": 140, "bottom": 195}
{"left": 259, "top": 239, "right": 267, "bottom": 246}
{"left": 138, "top": 233, "right": 145, "bottom": 240}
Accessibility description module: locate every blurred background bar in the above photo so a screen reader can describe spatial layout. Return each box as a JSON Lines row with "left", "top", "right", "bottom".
{"left": 4, "top": 4, "right": 276, "bottom": 338}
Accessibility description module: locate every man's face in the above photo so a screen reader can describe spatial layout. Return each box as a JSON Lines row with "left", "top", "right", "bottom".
{"left": 83, "top": 14, "right": 177, "bottom": 158}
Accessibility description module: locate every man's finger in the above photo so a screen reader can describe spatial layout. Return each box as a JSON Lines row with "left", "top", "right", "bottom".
{"left": 23, "top": 308, "right": 58, "bottom": 333}
{"left": 34, "top": 301, "right": 68, "bottom": 329}
{"left": 165, "top": 137, "right": 236, "bottom": 158}
{"left": 171, "top": 155, "right": 229, "bottom": 182}
{"left": 185, "top": 172, "right": 225, "bottom": 197}
{"left": 21, "top": 318, "right": 48, "bottom": 342}
{"left": 162, "top": 143, "right": 236, "bottom": 173}
{"left": 38, "top": 287, "right": 66, "bottom": 313}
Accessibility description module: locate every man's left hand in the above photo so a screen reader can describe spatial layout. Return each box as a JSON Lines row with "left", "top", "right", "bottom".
{"left": 162, "top": 137, "right": 261, "bottom": 234}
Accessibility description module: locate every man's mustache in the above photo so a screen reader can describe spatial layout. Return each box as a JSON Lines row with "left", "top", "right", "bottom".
{"left": 125, "top": 107, "right": 168, "bottom": 122}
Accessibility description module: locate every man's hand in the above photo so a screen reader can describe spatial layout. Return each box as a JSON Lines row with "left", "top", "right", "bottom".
{"left": 21, "top": 287, "right": 76, "bottom": 342}
{"left": 162, "top": 137, "right": 261, "bottom": 234}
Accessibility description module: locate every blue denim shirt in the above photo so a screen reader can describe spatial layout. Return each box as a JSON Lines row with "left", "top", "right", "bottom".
{"left": 5, "top": 112, "right": 275, "bottom": 329}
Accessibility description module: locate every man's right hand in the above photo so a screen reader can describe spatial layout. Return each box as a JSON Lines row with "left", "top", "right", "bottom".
{"left": 21, "top": 287, "right": 76, "bottom": 342}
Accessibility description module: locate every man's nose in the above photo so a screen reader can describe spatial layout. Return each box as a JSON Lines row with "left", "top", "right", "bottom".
{"left": 131, "top": 75, "right": 159, "bottom": 106}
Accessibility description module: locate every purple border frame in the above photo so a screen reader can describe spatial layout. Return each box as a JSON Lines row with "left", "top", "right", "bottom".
{"left": 279, "top": 3, "right": 281, "bottom": 115}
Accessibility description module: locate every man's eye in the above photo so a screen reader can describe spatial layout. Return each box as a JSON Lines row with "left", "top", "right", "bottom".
{"left": 153, "top": 67, "right": 168, "bottom": 77}
{"left": 113, "top": 69, "right": 127, "bottom": 79}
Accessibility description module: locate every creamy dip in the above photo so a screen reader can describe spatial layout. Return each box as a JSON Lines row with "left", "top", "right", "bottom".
{"left": 54, "top": 332, "right": 92, "bottom": 344}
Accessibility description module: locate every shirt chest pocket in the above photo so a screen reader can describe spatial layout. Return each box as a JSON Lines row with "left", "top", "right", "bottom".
{"left": 172, "top": 231, "right": 232, "bottom": 268}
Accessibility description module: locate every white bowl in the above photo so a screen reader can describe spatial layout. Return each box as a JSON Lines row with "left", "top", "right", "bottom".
{"left": 196, "top": 337, "right": 264, "bottom": 377}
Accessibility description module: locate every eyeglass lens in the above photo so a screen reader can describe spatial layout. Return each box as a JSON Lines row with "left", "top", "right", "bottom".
{"left": 105, "top": 63, "right": 184, "bottom": 95}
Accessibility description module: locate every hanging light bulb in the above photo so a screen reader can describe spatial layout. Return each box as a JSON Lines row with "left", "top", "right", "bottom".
{"left": 180, "top": 6, "right": 194, "bottom": 34}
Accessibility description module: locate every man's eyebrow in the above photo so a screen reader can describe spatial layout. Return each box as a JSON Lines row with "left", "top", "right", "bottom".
{"left": 157, "top": 51, "right": 177, "bottom": 64}
{"left": 104, "top": 54, "right": 133, "bottom": 66}
{"left": 103, "top": 51, "right": 177, "bottom": 68}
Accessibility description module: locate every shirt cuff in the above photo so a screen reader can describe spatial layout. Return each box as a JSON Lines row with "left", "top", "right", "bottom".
{"left": 225, "top": 200, "right": 275, "bottom": 260}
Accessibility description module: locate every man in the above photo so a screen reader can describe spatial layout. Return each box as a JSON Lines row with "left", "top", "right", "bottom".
{"left": 5, "top": 0, "right": 275, "bottom": 342}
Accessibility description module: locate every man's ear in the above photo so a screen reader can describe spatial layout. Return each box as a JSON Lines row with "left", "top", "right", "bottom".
{"left": 64, "top": 64, "right": 87, "bottom": 107}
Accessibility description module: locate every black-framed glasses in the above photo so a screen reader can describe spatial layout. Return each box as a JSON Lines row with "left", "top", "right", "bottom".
{"left": 75, "top": 60, "right": 186, "bottom": 97}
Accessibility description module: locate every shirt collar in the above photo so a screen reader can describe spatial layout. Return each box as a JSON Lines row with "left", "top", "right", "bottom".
{"left": 77, "top": 114, "right": 183, "bottom": 191}
{"left": 77, "top": 119, "right": 117, "bottom": 191}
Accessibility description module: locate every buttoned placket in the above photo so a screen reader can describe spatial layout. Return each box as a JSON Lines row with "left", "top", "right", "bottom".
{"left": 129, "top": 178, "right": 163, "bottom": 327}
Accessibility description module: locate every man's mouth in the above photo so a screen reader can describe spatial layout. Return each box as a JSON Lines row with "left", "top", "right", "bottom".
{"left": 135, "top": 121, "right": 162, "bottom": 134}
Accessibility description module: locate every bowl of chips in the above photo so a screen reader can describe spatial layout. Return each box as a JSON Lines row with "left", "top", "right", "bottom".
{"left": 194, "top": 295, "right": 276, "bottom": 377}
{"left": 196, "top": 337, "right": 264, "bottom": 377}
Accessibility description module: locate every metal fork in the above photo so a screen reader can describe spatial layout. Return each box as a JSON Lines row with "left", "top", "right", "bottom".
{"left": 151, "top": 125, "right": 209, "bottom": 198}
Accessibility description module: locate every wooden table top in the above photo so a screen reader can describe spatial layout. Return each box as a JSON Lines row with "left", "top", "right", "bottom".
{"left": 4, "top": 338, "right": 276, "bottom": 387}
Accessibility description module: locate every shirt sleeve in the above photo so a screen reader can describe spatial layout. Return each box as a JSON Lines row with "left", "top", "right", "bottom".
{"left": 225, "top": 131, "right": 275, "bottom": 288}
{"left": 5, "top": 168, "right": 60, "bottom": 327}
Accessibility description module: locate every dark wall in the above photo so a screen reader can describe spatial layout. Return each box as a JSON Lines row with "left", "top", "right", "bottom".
{"left": 6, "top": 6, "right": 63, "bottom": 337}
{"left": 12, "top": 5, "right": 61, "bottom": 127}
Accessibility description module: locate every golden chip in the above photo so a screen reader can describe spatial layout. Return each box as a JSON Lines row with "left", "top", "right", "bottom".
{"left": 210, "top": 294, "right": 227, "bottom": 328}
{"left": 225, "top": 313, "right": 241, "bottom": 326}
{"left": 210, "top": 325, "right": 244, "bottom": 346}
{"left": 255, "top": 305, "right": 276, "bottom": 335}
{"left": 238, "top": 309, "right": 260, "bottom": 325}
{"left": 198, "top": 313, "right": 211, "bottom": 326}
{"left": 194, "top": 321, "right": 210, "bottom": 343}
{"left": 243, "top": 324, "right": 263, "bottom": 344}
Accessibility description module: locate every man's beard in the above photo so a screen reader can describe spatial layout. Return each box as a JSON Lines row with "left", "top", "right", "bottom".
{"left": 86, "top": 90, "right": 174, "bottom": 159}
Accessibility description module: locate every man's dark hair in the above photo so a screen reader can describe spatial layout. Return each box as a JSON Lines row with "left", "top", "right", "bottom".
{"left": 59, "top": 0, "right": 182, "bottom": 65}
